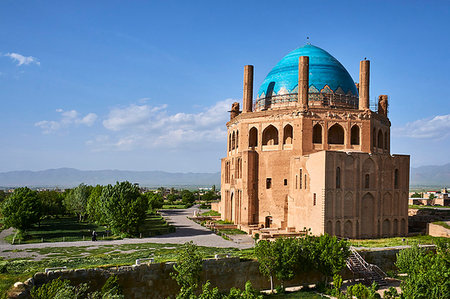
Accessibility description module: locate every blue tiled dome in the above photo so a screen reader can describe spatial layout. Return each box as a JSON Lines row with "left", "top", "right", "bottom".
{"left": 257, "top": 44, "right": 358, "bottom": 99}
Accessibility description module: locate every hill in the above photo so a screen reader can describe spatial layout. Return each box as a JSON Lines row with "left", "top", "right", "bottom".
{"left": 0, "top": 168, "right": 221, "bottom": 188}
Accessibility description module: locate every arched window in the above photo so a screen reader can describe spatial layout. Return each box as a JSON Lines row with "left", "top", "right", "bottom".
{"left": 351, "top": 125, "right": 360, "bottom": 145}
{"left": 336, "top": 167, "right": 341, "bottom": 189}
{"left": 262, "top": 125, "right": 279, "bottom": 145}
{"left": 231, "top": 131, "right": 236, "bottom": 150}
{"left": 236, "top": 130, "right": 239, "bottom": 148}
{"left": 313, "top": 124, "right": 322, "bottom": 144}
{"left": 225, "top": 161, "right": 230, "bottom": 183}
{"left": 365, "top": 174, "right": 370, "bottom": 189}
{"left": 283, "top": 124, "right": 293, "bottom": 145}
{"left": 384, "top": 132, "right": 388, "bottom": 150}
{"left": 394, "top": 169, "right": 399, "bottom": 189}
{"left": 249, "top": 127, "right": 258, "bottom": 147}
{"left": 378, "top": 130, "right": 384, "bottom": 149}
{"left": 328, "top": 124, "right": 344, "bottom": 145}
{"left": 372, "top": 128, "right": 377, "bottom": 148}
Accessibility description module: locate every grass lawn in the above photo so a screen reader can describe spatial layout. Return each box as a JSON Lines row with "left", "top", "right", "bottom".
{"left": 162, "top": 204, "right": 188, "bottom": 209}
{"left": 4, "top": 217, "right": 113, "bottom": 244}
{"left": 0, "top": 243, "right": 255, "bottom": 297}
{"left": 218, "top": 228, "right": 247, "bottom": 235}
{"left": 264, "top": 290, "right": 328, "bottom": 298}
{"left": 201, "top": 210, "right": 221, "bottom": 217}
{"left": 409, "top": 205, "right": 450, "bottom": 209}
{"left": 350, "top": 234, "right": 447, "bottom": 248}
{"left": 139, "top": 214, "right": 175, "bottom": 237}
{"left": 3, "top": 213, "right": 173, "bottom": 244}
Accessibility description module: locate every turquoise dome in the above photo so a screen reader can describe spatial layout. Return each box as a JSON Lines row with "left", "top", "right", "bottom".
{"left": 257, "top": 44, "right": 358, "bottom": 99}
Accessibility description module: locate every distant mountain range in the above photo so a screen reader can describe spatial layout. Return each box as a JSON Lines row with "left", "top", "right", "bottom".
{"left": 0, "top": 163, "right": 448, "bottom": 188}
{"left": 0, "top": 168, "right": 221, "bottom": 188}
{"left": 410, "top": 163, "right": 450, "bottom": 187}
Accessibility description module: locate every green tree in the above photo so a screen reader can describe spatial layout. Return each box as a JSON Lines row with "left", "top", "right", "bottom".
{"left": 167, "top": 193, "right": 179, "bottom": 203}
{"left": 306, "top": 234, "right": 350, "bottom": 285}
{"left": 1, "top": 187, "right": 41, "bottom": 232}
{"left": 171, "top": 241, "right": 203, "bottom": 298}
{"left": 0, "top": 190, "right": 8, "bottom": 203}
{"left": 272, "top": 237, "right": 304, "bottom": 289}
{"left": 201, "top": 191, "right": 217, "bottom": 202}
{"left": 411, "top": 192, "right": 423, "bottom": 198}
{"left": 100, "top": 181, "right": 148, "bottom": 234}
{"left": 181, "top": 190, "right": 195, "bottom": 205}
{"left": 396, "top": 244, "right": 450, "bottom": 298}
{"left": 145, "top": 192, "right": 164, "bottom": 211}
{"left": 86, "top": 185, "right": 104, "bottom": 223}
{"left": 64, "top": 183, "right": 91, "bottom": 222}
{"left": 38, "top": 190, "right": 65, "bottom": 218}
{"left": 254, "top": 239, "right": 277, "bottom": 292}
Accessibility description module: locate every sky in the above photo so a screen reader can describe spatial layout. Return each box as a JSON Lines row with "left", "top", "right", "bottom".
{"left": 0, "top": 0, "right": 449, "bottom": 173}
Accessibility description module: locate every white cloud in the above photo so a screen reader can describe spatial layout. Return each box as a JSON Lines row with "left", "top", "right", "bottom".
{"left": 4, "top": 52, "right": 40, "bottom": 66}
{"left": 35, "top": 109, "right": 98, "bottom": 134}
{"left": 89, "top": 98, "right": 235, "bottom": 151}
{"left": 393, "top": 114, "right": 450, "bottom": 139}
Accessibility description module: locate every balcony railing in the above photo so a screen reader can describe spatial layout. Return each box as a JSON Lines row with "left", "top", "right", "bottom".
{"left": 254, "top": 92, "right": 359, "bottom": 111}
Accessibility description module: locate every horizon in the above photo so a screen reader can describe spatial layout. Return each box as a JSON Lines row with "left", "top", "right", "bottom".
{"left": 1, "top": 1, "right": 449, "bottom": 172}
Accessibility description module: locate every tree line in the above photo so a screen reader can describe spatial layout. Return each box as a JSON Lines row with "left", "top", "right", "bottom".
{"left": 0, "top": 182, "right": 216, "bottom": 236}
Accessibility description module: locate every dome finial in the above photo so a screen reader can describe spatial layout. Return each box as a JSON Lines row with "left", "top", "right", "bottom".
{"left": 306, "top": 36, "right": 311, "bottom": 45}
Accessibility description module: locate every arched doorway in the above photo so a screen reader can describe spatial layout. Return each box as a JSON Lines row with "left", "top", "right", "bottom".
{"left": 361, "top": 193, "right": 375, "bottom": 237}
{"left": 265, "top": 216, "right": 272, "bottom": 228}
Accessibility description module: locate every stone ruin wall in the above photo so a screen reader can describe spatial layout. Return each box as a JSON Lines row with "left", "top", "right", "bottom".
{"left": 9, "top": 249, "right": 412, "bottom": 299}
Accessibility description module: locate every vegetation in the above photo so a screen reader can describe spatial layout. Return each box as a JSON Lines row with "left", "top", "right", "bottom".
{"left": 200, "top": 210, "right": 221, "bottom": 217}
{"left": 181, "top": 190, "right": 196, "bottom": 205}
{"left": 410, "top": 192, "right": 423, "bottom": 198}
{"left": 100, "top": 181, "right": 148, "bottom": 235}
{"left": 1, "top": 187, "right": 41, "bottom": 233}
{"left": 4, "top": 213, "right": 172, "bottom": 244}
{"left": 30, "top": 276, "right": 124, "bottom": 299}
{"left": 171, "top": 241, "right": 204, "bottom": 298}
{"left": 64, "top": 183, "right": 90, "bottom": 222}
{"left": 395, "top": 241, "right": 450, "bottom": 298}
{"left": 349, "top": 234, "right": 448, "bottom": 248}
{"left": 255, "top": 234, "right": 350, "bottom": 292}
{"left": 0, "top": 242, "right": 252, "bottom": 296}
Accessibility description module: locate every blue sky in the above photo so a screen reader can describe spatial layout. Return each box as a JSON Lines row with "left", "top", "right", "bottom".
{"left": 0, "top": 0, "right": 449, "bottom": 172}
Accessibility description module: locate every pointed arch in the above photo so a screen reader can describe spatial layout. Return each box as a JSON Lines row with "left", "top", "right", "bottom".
{"left": 344, "top": 220, "right": 353, "bottom": 238}
{"left": 262, "top": 125, "right": 279, "bottom": 145}
{"left": 336, "top": 167, "right": 341, "bottom": 189}
{"left": 236, "top": 130, "right": 239, "bottom": 148}
{"left": 361, "top": 193, "right": 375, "bottom": 237}
{"left": 232, "top": 131, "right": 236, "bottom": 150}
{"left": 383, "top": 193, "right": 392, "bottom": 216}
{"left": 249, "top": 127, "right": 258, "bottom": 147}
{"left": 351, "top": 125, "right": 360, "bottom": 145}
{"left": 313, "top": 123, "right": 322, "bottom": 144}
{"left": 378, "top": 129, "right": 384, "bottom": 149}
{"left": 328, "top": 123, "right": 345, "bottom": 144}
{"left": 283, "top": 124, "right": 293, "bottom": 145}
{"left": 372, "top": 128, "right": 377, "bottom": 148}
{"left": 335, "top": 220, "right": 341, "bottom": 236}
{"left": 382, "top": 219, "right": 390, "bottom": 237}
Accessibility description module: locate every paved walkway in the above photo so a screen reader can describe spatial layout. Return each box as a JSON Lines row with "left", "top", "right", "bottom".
{"left": 0, "top": 207, "right": 253, "bottom": 259}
